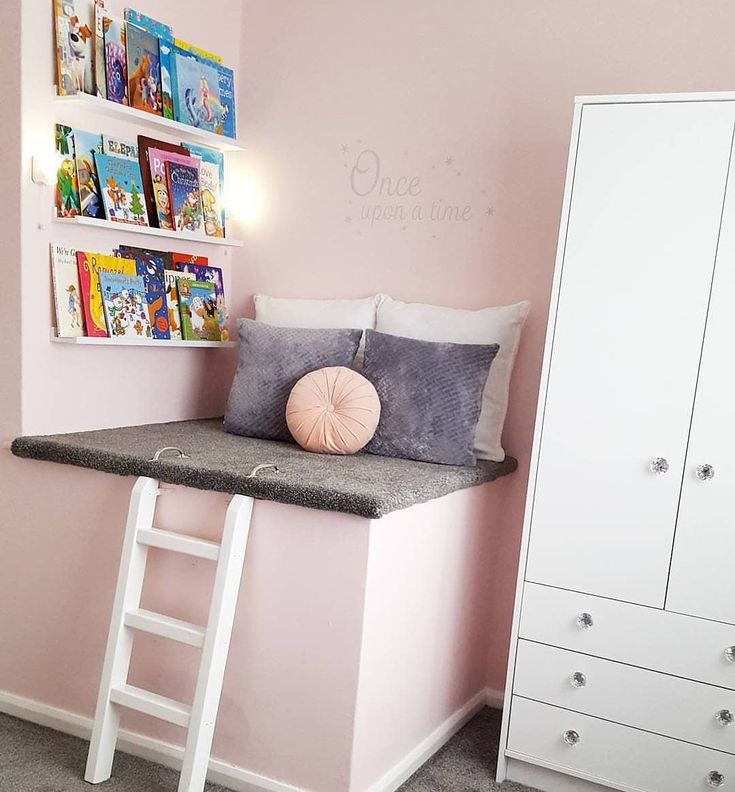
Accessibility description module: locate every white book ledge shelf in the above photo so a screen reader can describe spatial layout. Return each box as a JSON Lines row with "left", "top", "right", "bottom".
{"left": 51, "top": 330, "right": 236, "bottom": 349}
{"left": 53, "top": 216, "right": 245, "bottom": 248}
{"left": 56, "top": 92, "right": 247, "bottom": 153}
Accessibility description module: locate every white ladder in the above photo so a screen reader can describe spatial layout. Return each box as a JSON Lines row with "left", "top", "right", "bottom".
{"left": 85, "top": 476, "right": 254, "bottom": 792}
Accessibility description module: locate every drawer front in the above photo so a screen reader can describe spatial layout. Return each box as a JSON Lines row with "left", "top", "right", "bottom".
{"left": 515, "top": 640, "right": 735, "bottom": 754}
{"left": 507, "top": 696, "right": 735, "bottom": 792}
{"left": 520, "top": 582, "right": 735, "bottom": 690}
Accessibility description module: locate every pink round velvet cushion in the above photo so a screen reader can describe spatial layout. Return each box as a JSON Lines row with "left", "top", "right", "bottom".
{"left": 286, "top": 366, "right": 381, "bottom": 455}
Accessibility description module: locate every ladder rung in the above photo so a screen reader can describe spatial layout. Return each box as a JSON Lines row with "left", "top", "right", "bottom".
{"left": 109, "top": 684, "right": 191, "bottom": 728}
{"left": 124, "top": 608, "right": 206, "bottom": 648}
{"left": 137, "top": 527, "right": 220, "bottom": 560}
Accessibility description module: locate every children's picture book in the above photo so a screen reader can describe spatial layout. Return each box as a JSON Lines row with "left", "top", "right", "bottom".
{"left": 99, "top": 272, "right": 152, "bottom": 339}
{"left": 124, "top": 9, "right": 174, "bottom": 118}
{"left": 126, "top": 23, "right": 162, "bottom": 115}
{"left": 118, "top": 245, "right": 173, "bottom": 271}
{"left": 55, "top": 124, "right": 81, "bottom": 217}
{"left": 172, "top": 255, "right": 228, "bottom": 340}
{"left": 171, "top": 50, "right": 225, "bottom": 133}
{"left": 103, "top": 136, "right": 138, "bottom": 160}
{"left": 77, "top": 251, "right": 136, "bottom": 336}
{"left": 164, "top": 269, "right": 194, "bottom": 340}
{"left": 212, "top": 63, "right": 236, "bottom": 138}
{"left": 93, "top": 0, "right": 109, "bottom": 99}
{"left": 104, "top": 16, "right": 128, "bottom": 104}
{"left": 166, "top": 159, "right": 204, "bottom": 235}
{"left": 54, "top": 0, "right": 94, "bottom": 95}
{"left": 148, "top": 148, "right": 195, "bottom": 230}
{"left": 186, "top": 144, "right": 226, "bottom": 235}
{"left": 173, "top": 38, "right": 222, "bottom": 64}
{"left": 177, "top": 277, "right": 220, "bottom": 341}
{"left": 113, "top": 246, "right": 170, "bottom": 339}
{"left": 198, "top": 159, "right": 224, "bottom": 237}
{"left": 138, "top": 137, "right": 189, "bottom": 228}
{"left": 51, "top": 244, "right": 85, "bottom": 337}
{"left": 73, "top": 129, "right": 103, "bottom": 218}
{"left": 95, "top": 152, "right": 149, "bottom": 225}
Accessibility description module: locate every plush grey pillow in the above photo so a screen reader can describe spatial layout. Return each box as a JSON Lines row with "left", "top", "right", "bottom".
{"left": 362, "top": 329, "right": 499, "bottom": 466}
{"left": 224, "top": 320, "right": 363, "bottom": 441}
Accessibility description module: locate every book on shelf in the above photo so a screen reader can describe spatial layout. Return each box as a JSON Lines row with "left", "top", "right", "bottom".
{"left": 95, "top": 152, "right": 149, "bottom": 226}
{"left": 177, "top": 277, "right": 220, "bottom": 341}
{"left": 102, "top": 135, "right": 138, "bottom": 160}
{"left": 166, "top": 159, "right": 205, "bottom": 236}
{"left": 76, "top": 251, "right": 136, "bottom": 337}
{"left": 170, "top": 48, "right": 225, "bottom": 135}
{"left": 51, "top": 244, "right": 85, "bottom": 337}
{"left": 55, "top": 124, "right": 81, "bottom": 218}
{"left": 93, "top": 0, "right": 109, "bottom": 99}
{"left": 164, "top": 269, "right": 194, "bottom": 340}
{"left": 73, "top": 129, "right": 104, "bottom": 219}
{"left": 104, "top": 16, "right": 128, "bottom": 105}
{"left": 99, "top": 271, "right": 152, "bottom": 339}
{"left": 173, "top": 38, "right": 222, "bottom": 64}
{"left": 137, "top": 136, "right": 189, "bottom": 228}
{"left": 124, "top": 9, "right": 174, "bottom": 119}
{"left": 126, "top": 22, "right": 162, "bottom": 115}
{"left": 149, "top": 148, "right": 198, "bottom": 231}
{"left": 113, "top": 246, "right": 170, "bottom": 339}
{"left": 185, "top": 144, "right": 226, "bottom": 235}
{"left": 172, "top": 254, "right": 228, "bottom": 341}
{"left": 54, "top": 0, "right": 95, "bottom": 96}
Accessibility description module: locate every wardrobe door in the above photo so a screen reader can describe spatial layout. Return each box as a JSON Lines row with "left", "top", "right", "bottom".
{"left": 666, "top": 147, "right": 735, "bottom": 625}
{"left": 526, "top": 101, "right": 735, "bottom": 606}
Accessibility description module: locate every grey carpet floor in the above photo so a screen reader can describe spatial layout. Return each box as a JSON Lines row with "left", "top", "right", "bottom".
{"left": 0, "top": 707, "right": 537, "bottom": 792}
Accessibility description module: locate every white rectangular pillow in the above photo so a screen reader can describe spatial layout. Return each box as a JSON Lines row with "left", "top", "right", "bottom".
{"left": 375, "top": 294, "right": 530, "bottom": 462}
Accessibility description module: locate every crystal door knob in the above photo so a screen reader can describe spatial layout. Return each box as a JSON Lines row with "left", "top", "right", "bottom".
{"left": 563, "top": 729, "right": 581, "bottom": 747}
{"left": 569, "top": 671, "right": 587, "bottom": 688}
{"left": 696, "top": 464, "right": 716, "bottom": 481}
{"left": 707, "top": 770, "right": 726, "bottom": 788}
{"left": 725, "top": 647, "right": 735, "bottom": 664}
{"left": 716, "top": 710, "right": 734, "bottom": 727}
{"left": 576, "top": 612, "right": 594, "bottom": 630}
{"left": 650, "top": 457, "right": 670, "bottom": 474}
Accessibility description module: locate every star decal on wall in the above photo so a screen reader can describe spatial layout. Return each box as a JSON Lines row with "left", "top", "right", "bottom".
{"left": 444, "top": 156, "right": 454, "bottom": 166}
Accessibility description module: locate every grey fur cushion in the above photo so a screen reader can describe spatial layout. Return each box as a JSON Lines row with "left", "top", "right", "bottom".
{"left": 224, "top": 320, "right": 363, "bottom": 441}
{"left": 362, "top": 330, "right": 499, "bottom": 466}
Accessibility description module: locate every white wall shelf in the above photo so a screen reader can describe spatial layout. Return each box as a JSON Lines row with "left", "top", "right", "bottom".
{"left": 51, "top": 331, "right": 236, "bottom": 349}
{"left": 55, "top": 92, "right": 247, "bottom": 152}
{"left": 54, "top": 216, "right": 244, "bottom": 248}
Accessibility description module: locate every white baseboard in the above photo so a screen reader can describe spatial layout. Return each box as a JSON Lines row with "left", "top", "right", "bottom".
{"left": 0, "top": 689, "right": 303, "bottom": 792}
{"left": 366, "top": 687, "right": 498, "bottom": 792}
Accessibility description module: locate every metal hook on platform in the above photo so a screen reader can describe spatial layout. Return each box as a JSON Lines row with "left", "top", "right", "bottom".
{"left": 246, "top": 463, "right": 279, "bottom": 478}
{"left": 149, "top": 446, "right": 190, "bottom": 462}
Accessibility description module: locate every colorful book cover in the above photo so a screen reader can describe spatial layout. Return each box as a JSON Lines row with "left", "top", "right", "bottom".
{"left": 177, "top": 278, "right": 220, "bottom": 341}
{"left": 103, "top": 136, "right": 138, "bottom": 160}
{"left": 99, "top": 271, "right": 152, "bottom": 339}
{"left": 124, "top": 8, "right": 173, "bottom": 116}
{"left": 198, "top": 159, "right": 224, "bottom": 237}
{"left": 113, "top": 246, "right": 170, "bottom": 339}
{"left": 51, "top": 244, "right": 85, "bottom": 337}
{"left": 104, "top": 16, "right": 128, "bottom": 104}
{"left": 164, "top": 270, "right": 194, "bottom": 340}
{"left": 95, "top": 152, "right": 149, "bottom": 225}
{"left": 55, "top": 124, "right": 80, "bottom": 217}
{"left": 118, "top": 245, "right": 173, "bottom": 271}
{"left": 54, "top": 0, "right": 94, "bottom": 95}
{"left": 94, "top": 1, "right": 109, "bottom": 99}
{"left": 186, "top": 144, "right": 225, "bottom": 234}
{"left": 148, "top": 149, "right": 196, "bottom": 230}
{"left": 172, "top": 256, "right": 228, "bottom": 341}
{"left": 126, "top": 23, "right": 162, "bottom": 115}
{"left": 138, "top": 137, "right": 188, "bottom": 228}
{"left": 173, "top": 38, "right": 222, "bottom": 64}
{"left": 73, "top": 129, "right": 103, "bottom": 218}
{"left": 76, "top": 251, "right": 136, "bottom": 337}
{"left": 166, "top": 159, "right": 204, "bottom": 235}
{"left": 171, "top": 49, "right": 225, "bottom": 133}
{"left": 212, "top": 63, "right": 236, "bottom": 138}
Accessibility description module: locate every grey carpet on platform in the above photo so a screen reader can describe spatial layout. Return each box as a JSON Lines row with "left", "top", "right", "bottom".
{"left": 0, "top": 708, "right": 536, "bottom": 792}
{"left": 11, "top": 418, "right": 517, "bottom": 519}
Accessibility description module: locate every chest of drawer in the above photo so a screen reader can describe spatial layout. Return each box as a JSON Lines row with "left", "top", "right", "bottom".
{"left": 519, "top": 583, "right": 735, "bottom": 689}
{"left": 507, "top": 696, "right": 735, "bottom": 792}
{"left": 514, "top": 640, "right": 735, "bottom": 754}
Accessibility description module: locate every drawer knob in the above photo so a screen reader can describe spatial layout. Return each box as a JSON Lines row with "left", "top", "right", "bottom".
{"left": 569, "top": 671, "right": 587, "bottom": 689}
{"left": 725, "top": 647, "right": 735, "bottom": 664}
{"left": 650, "top": 457, "right": 670, "bottom": 474}
{"left": 696, "top": 463, "right": 716, "bottom": 481}
{"left": 563, "top": 729, "right": 581, "bottom": 747}
{"left": 576, "top": 612, "right": 594, "bottom": 630}
{"left": 716, "top": 710, "right": 734, "bottom": 727}
{"left": 707, "top": 770, "right": 725, "bottom": 788}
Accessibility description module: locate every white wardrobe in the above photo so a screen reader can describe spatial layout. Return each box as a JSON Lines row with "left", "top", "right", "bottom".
{"left": 499, "top": 93, "right": 735, "bottom": 792}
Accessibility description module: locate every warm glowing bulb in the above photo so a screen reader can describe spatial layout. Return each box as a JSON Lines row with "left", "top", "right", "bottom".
{"left": 223, "top": 176, "right": 262, "bottom": 225}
